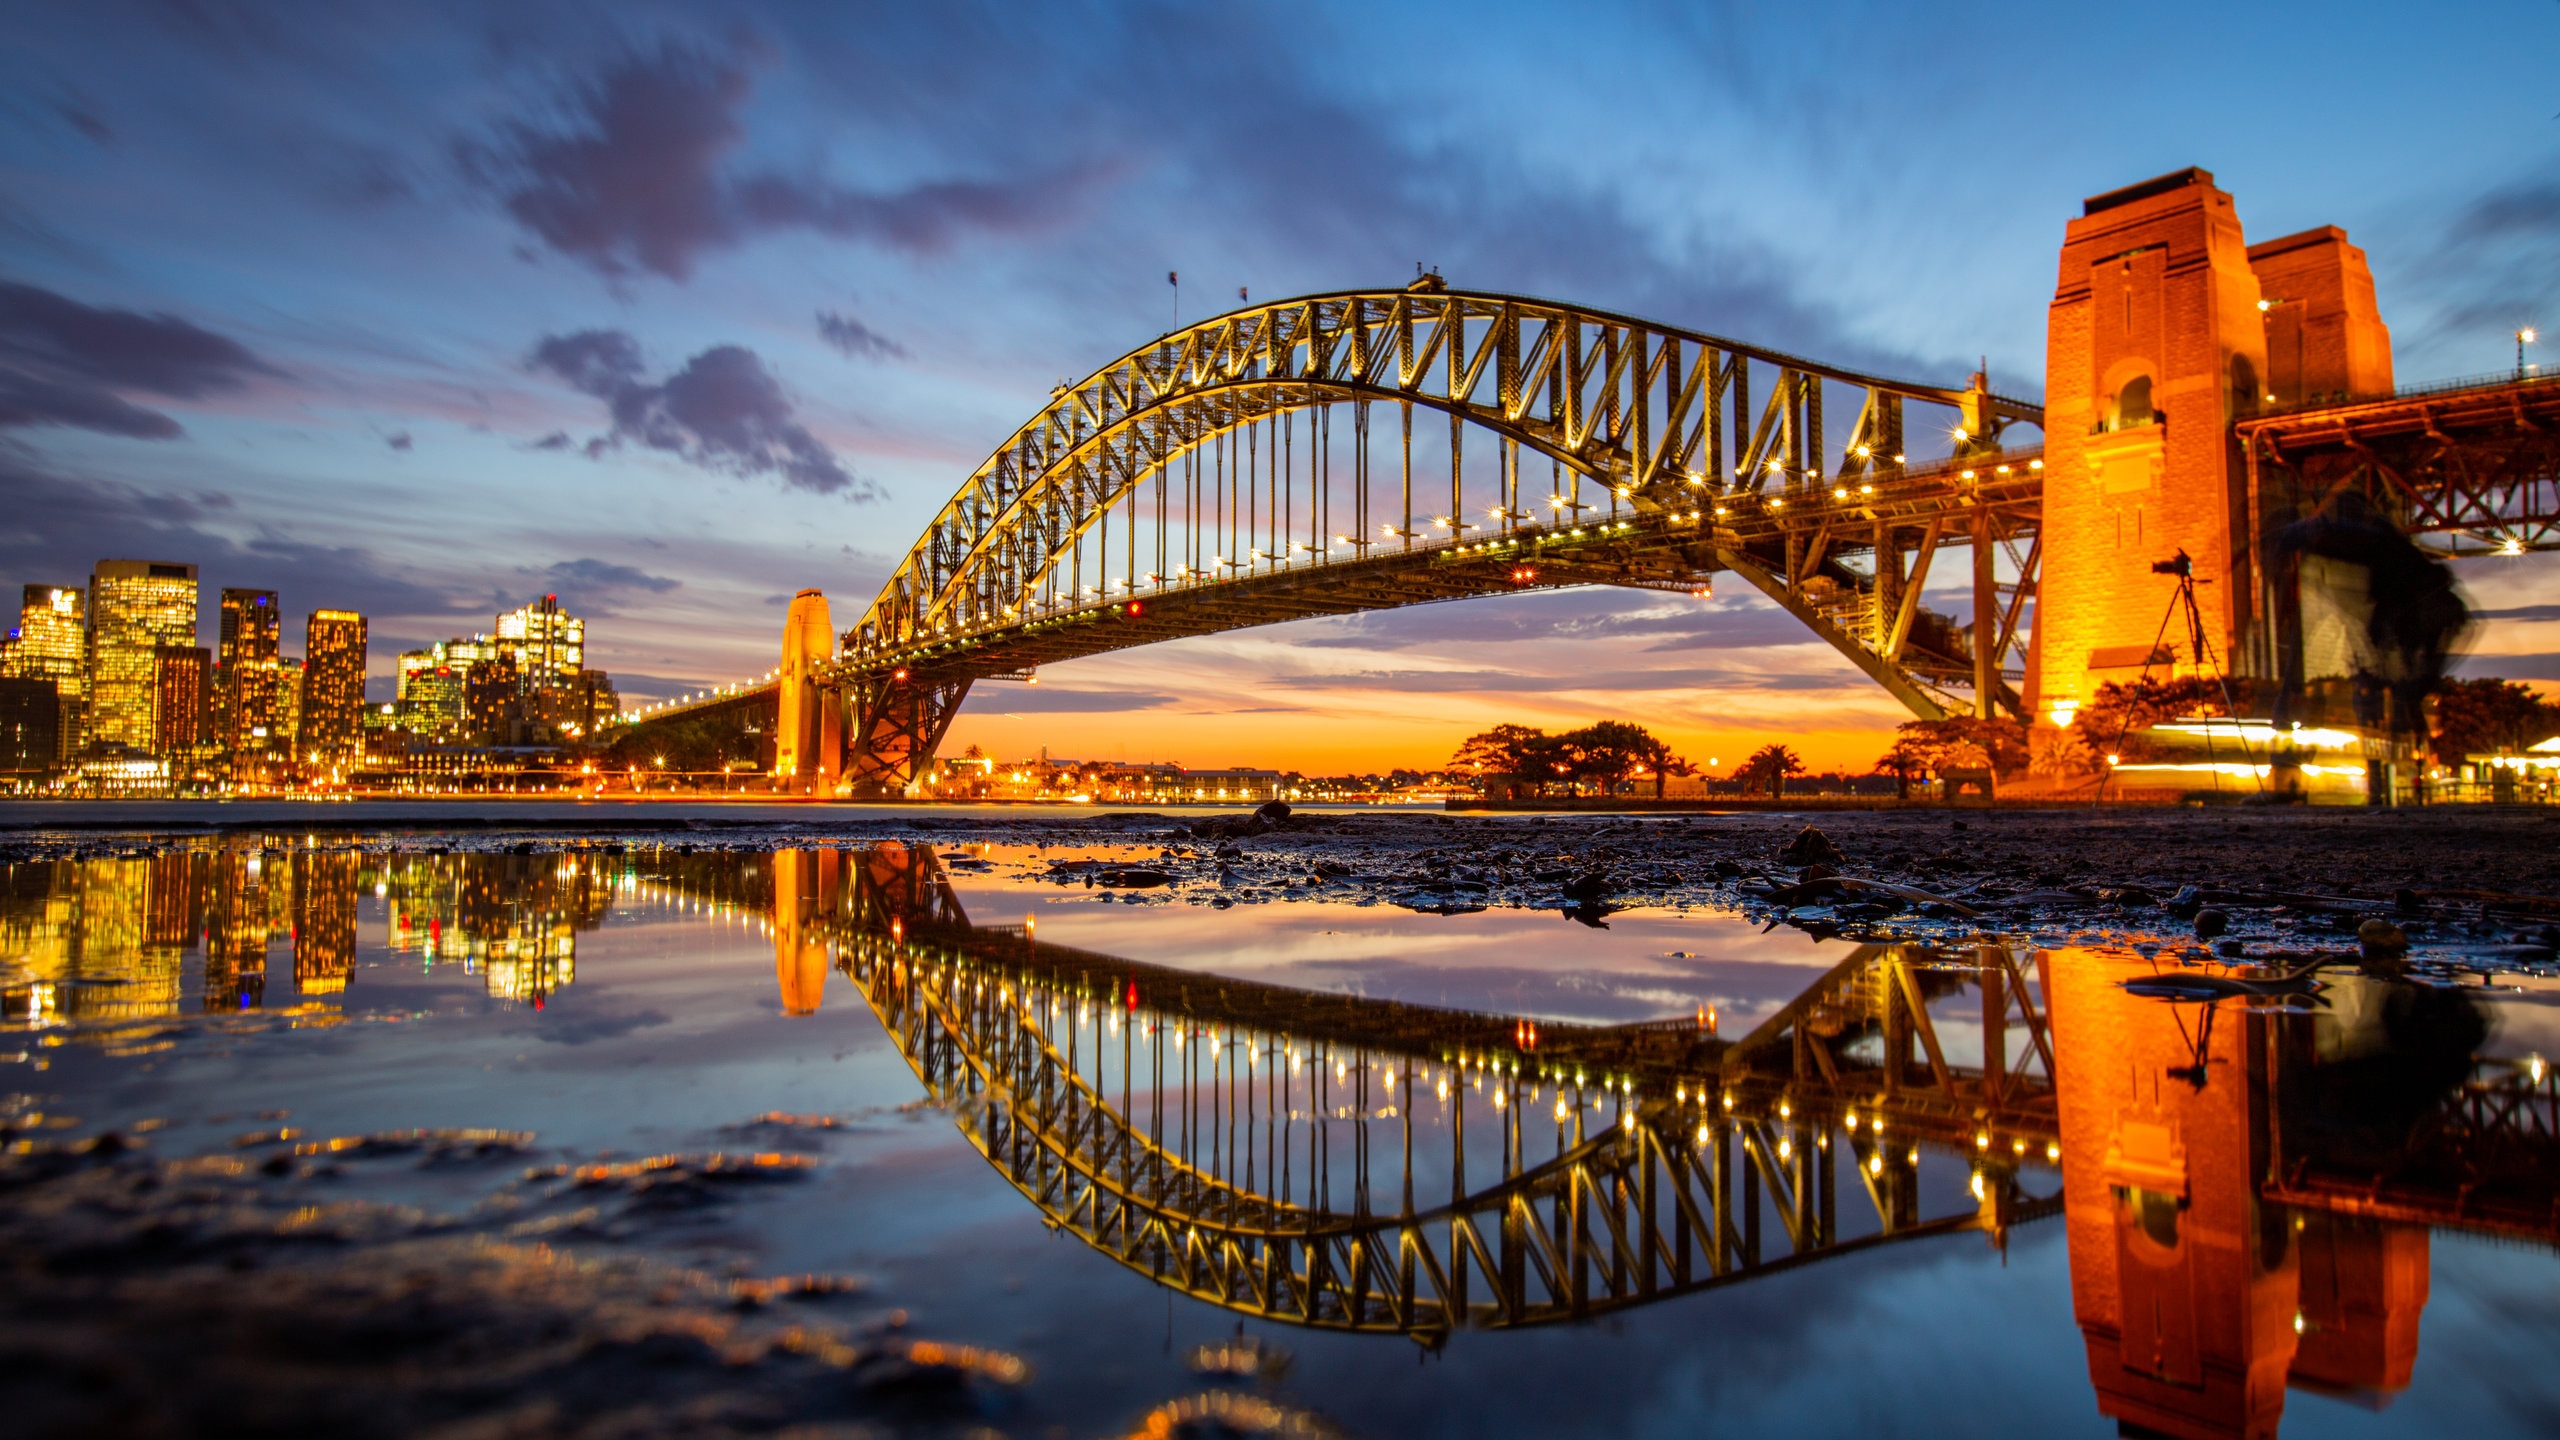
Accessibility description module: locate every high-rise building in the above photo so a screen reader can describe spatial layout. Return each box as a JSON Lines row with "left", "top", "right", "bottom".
{"left": 495, "top": 595, "right": 584, "bottom": 691}
{"left": 397, "top": 637, "right": 493, "bottom": 736}
{"left": 463, "top": 652, "right": 519, "bottom": 743}
{"left": 274, "top": 657, "right": 304, "bottom": 757}
{"left": 4, "top": 585, "right": 87, "bottom": 759}
{"left": 299, "top": 609, "right": 367, "bottom": 765}
{"left": 218, "top": 589, "right": 282, "bottom": 780}
{"left": 151, "top": 646, "right": 210, "bottom": 756}
{"left": 88, "top": 561, "right": 198, "bottom": 755}
{"left": 0, "top": 677, "right": 61, "bottom": 782}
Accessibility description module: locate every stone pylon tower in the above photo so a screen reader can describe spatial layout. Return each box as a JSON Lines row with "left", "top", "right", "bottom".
{"left": 775, "top": 589, "right": 841, "bottom": 794}
{"left": 2028, "top": 168, "right": 2394, "bottom": 725}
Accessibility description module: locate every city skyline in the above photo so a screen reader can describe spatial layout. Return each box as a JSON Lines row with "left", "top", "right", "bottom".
{"left": 4, "top": 3, "right": 2558, "bottom": 775}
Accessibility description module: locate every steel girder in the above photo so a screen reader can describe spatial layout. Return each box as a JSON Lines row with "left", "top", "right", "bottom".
{"left": 2236, "top": 375, "right": 2560, "bottom": 557}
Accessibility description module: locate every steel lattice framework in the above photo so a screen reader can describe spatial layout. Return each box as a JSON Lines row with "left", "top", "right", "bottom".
{"left": 2236, "top": 373, "right": 2560, "bottom": 559}
{"left": 820, "top": 285, "right": 2045, "bottom": 793}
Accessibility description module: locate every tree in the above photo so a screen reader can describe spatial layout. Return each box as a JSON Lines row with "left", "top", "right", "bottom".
{"left": 1877, "top": 717, "right": 2030, "bottom": 778}
{"left": 2071, "top": 675, "right": 2256, "bottom": 762}
{"left": 1734, "top": 743, "right": 1805, "bottom": 798}
{"left": 2430, "top": 678, "right": 2560, "bottom": 765}
{"left": 1451, "top": 724, "right": 1568, "bottom": 795}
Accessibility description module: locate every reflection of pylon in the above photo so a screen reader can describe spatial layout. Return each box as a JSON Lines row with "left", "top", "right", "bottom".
{"left": 2095, "top": 549, "right": 2259, "bottom": 802}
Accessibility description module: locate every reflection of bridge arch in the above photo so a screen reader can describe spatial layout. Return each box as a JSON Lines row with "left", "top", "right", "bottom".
{"left": 817, "top": 288, "right": 2045, "bottom": 793}
{"left": 749, "top": 846, "right": 2065, "bottom": 1341}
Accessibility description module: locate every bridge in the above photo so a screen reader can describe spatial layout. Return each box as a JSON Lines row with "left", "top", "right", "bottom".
{"left": 615, "top": 167, "right": 2560, "bottom": 797}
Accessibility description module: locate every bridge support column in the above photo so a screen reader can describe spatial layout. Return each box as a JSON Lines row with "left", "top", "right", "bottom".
{"left": 776, "top": 589, "right": 835, "bottom": 795}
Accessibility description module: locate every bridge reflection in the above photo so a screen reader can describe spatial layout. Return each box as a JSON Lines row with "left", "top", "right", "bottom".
{"left": 731, "top": 844, "right": 2559, "bottom": 1432}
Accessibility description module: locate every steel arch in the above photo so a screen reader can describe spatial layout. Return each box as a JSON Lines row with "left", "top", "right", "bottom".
{"left": 850, "top": 284, "right": 2039, "bottom": 653}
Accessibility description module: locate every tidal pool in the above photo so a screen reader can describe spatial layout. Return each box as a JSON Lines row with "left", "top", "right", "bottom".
{"left": 6, "top": 839, "right": 2559, "bottom": 1439}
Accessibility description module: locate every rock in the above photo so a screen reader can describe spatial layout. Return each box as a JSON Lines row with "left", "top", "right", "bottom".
{"left": 2394, "top": 887, "right": 2425, "bottom": 913}
{"left": 2213, "top": 937, "right": 2249, "bottom": 958}
{"left": 1255, "top": 800, "right": 1292, "bottom": 822}
{"left": 2166, "top": 885, "right": 2205, "bottom": 919}
{"left": 1779, "top": 826, "right": 1844, "bottom": 867}
{"left": 2193, "top": 908, "right": 2230, "bottom": 939}
{"left": 2357, "top": 918, "right": 2411, "bottom": 956}
{"left": 1561, "top": 871, "right": 1613, "bottom": 902}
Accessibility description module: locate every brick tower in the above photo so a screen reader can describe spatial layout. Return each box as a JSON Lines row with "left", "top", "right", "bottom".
{"left": 2029, "top": 169, "right": 2396, "bottom": 725}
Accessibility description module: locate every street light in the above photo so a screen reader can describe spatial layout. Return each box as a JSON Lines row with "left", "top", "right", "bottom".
{"left": 2521, "top": 328, "right": 2539, "bottom": 380}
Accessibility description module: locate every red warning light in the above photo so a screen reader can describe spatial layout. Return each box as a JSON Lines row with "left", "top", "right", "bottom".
{"left": 1126, "top": 600, "right": 1144, "bottom": 618}
{"left": 892, "top": 668, "right": 908, "bottom": 682}
{"left": 1509, "top": 565, "right": 1538, "bottom": 585}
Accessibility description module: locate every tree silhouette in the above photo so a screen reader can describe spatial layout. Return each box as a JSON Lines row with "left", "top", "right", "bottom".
{"left": 1735, "top": 743, "right": 1805, "bottom": 798}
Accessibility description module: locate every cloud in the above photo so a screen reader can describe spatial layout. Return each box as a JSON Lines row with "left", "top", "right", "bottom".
{"left": 0, "top": 279, "right": 282, "bottom": 439}
{"left": 1297, "top": 587, "right": 1824, "bottom": 654}
{"left": 815, "top": 309, "right": 907, "bottom": 361}
{"left": 385, "top": 430, "right": 412, "bottom": 450}
{"left": 462, "top": 39, "right": 1104, "bottom": 282}
{"left": 956, "top": 687, "right": 1177, "bottom": 714}
{"left": 2477, "top": 603, "right": 2560, "bottom": 623}
{"left": 0, "top": 452, "right": 458, "bottom": 623}
{"left": 527, "top": 327, "right": 870, "bottom": 498}
{"left": 535, "top": 556, "right": 682, "bottom": 600}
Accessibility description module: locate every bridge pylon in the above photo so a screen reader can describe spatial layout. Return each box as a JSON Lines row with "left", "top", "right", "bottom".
{"left": 775, "top": 589, "right": 841, "bottom": 795}
{"left": 2030, "top": 167, "right": 2394, "bottom": 731}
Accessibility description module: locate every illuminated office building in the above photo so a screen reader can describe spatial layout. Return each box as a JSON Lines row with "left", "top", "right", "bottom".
{"left": 151, "top": 646, "right": 210, "bottom": 757}
{"left": 463, "top": 652, "right": 520, "bottom": 743}
{"left": 219, "top": 589, "right": 282, "bottom": 779}
{"left": 495, "top": 595, "right": 584, "bottom": 689}
{"left": 87, "top": 560, "right": 197, "bottom": 754}
{"left": 0, "top": 677, "right": 60, "bottom": 781}
{"left": 5, "top": 585, "right": 87, "bottom": 757}
{"left": 275, "top": 657, "right": 304, "bottom": 757}
{"left": 397, "top": 637, "right": 493, "bottom": 736}
{"left": 299, "top": 609, "right": 367, "bottom": 765}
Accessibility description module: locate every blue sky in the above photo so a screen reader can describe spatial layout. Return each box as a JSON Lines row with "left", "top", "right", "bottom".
{"left": 4, "top": 0, "right": 2555, "bottom": 770}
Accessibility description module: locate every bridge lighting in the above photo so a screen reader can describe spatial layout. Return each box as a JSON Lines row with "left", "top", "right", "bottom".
{"left": 1834, "top": 488, "right": 1848, "bottom": 500}
{"left": 893, "top": 668, "right": 908, "bottom": 682}
{"left": 1859, "top": 483, "right": 1873, "bottom": 495}
{"left": 1767, "top": 498, "right": 1783, "bottom": 509}
{"left": 1951, "top": 426, "right": 1968, "bottom": 441}
{"left": 1996, "top": 465, "right": 2011, "bottom": 475}
{"left": 1961, "top": 469, "right": 1977, "bottom": 480}
{"left": 2501, "top": 536, "right": 2526, "bottom": 556}
{"left": 2029, "top": 459, "right": 2043, "bottom": 470}
{"left": 1892, "top": 453, "right": 1907, "bottom": 464}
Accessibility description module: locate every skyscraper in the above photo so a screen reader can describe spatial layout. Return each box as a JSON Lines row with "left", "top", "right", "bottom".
{"left": 219, "top": 588, "right": 282, "bottom": 781}
{"left": 299, "top": 610, "right": 367, "bottom": 766}
{"left": 4, "top": 585, "right": 87, "bottom": 758}
{"left": 152, "top": 646, "right": 210, "bottom": 757}
{"left": 275, "top": 657, "right": 304, "bottom": 758}
{"left": 495, "top": 595, "right": 584, "bottom": 690}
{"left": 88, "top": 561, "right": 197, "bottom": 755}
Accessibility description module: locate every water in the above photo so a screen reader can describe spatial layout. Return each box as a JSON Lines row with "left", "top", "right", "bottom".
{"left": 7, "top": 837, "right": 2560, "bottom": 1438}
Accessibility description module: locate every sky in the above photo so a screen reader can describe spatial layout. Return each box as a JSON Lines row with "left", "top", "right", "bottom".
{"left": 3, "top": 0, "right": 2556, "bottom": 775}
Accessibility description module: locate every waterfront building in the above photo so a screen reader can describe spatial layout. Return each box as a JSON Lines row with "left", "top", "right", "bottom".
{"left": 299, "top": 609, "right": 367, "bottom": 767}
{"left": 495, "top": 595, "right": 584, "bottom": 690}
{"left": 87, "top": 560, "right": 197, "bottom": 755}
{"left": 151, "top": 645, "right": 210, "bottom": 758}
{"left": 218, "top": 589, "right": 282, "bottom": 781}
{"left": 274, "top": 657, "right": 304, "bottom": 759}
{"left": 0, "top": 677, "right": 61, "bottom": 784}
{"left": 463, "top": 652, "right": 521, "bottom": 743}
{"left": 5, "top": 585, "right": 88, "bottom": 757}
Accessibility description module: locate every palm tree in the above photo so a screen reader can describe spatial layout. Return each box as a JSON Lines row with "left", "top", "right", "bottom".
{"left": 1736, "top": 743, "right": 1805, "bottom": 799}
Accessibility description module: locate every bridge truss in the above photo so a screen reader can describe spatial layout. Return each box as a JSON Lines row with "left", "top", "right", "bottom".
{"left": 827, "top": 285, "right": 2044, "bottom": 794}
